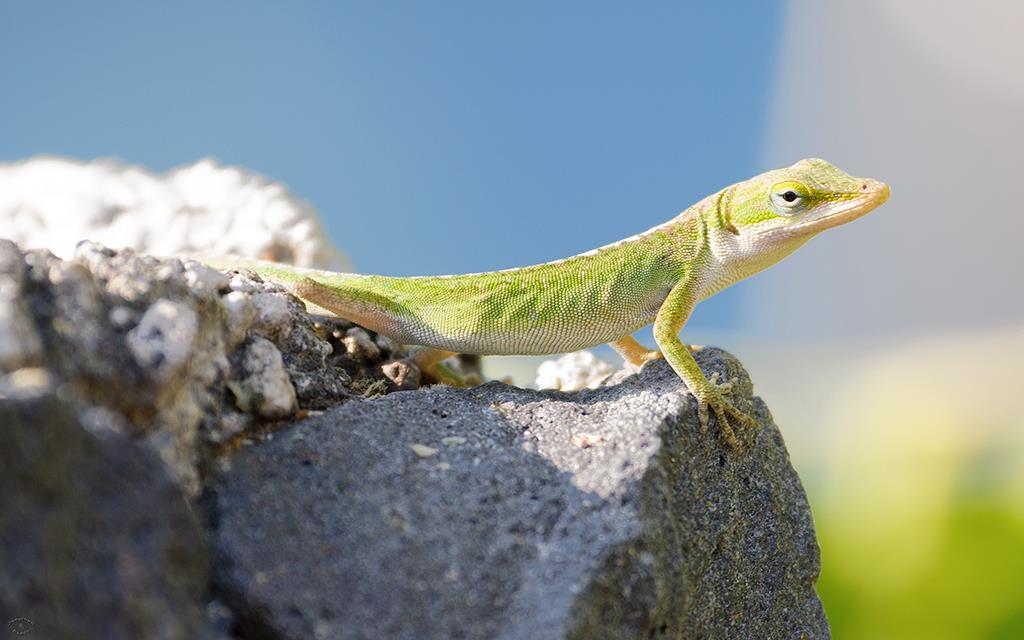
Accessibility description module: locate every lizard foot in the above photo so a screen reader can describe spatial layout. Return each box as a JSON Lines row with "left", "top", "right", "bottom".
{"left": 638, "top": 350, "right": 664, "bottom": 365}
{"left": 609, "top": 336, "right": 663, "bottom": 369}
{"left": 410, "top": 348, "right": 473, "bottom": 388}
{"left": 427, "top": 361, "right": 472, "bottom": 387}
{"left": 696, "top": 372, "right": 758, "bottom": 448}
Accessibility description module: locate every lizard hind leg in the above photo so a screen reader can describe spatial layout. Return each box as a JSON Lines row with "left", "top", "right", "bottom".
{"left": 291, "top": 276, "right": 470, "bottom": 388}
{"left": 411, "top": 348, "right": 469, "bottom": 387}
{"left": 609, "top": 335, "right": 663, "bottom": 368}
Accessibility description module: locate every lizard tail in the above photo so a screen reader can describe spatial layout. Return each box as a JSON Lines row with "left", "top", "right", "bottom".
{"left": 192, "top": 255, "right": 355, "bottom": 286}
{"left": 192, "top": 255, "right": 410, "bottom": 339}
{"left": 191, "top": 255, "right": 364, "bottom": 316}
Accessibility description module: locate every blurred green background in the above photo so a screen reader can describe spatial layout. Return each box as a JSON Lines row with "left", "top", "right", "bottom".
{"left": 3, "top": 2, "right": 1022, "bottom": 637}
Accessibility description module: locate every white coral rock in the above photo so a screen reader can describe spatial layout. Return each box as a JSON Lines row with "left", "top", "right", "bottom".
{"left": 0, "top": 156, "right": 350, "bottom": 270}
{"left": 534, "top": 351, "right": 615, "bottom": 392}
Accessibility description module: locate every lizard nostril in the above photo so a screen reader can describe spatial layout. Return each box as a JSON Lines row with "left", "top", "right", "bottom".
{"left": 860, "top": 183, "right": 869, "bottom": 191}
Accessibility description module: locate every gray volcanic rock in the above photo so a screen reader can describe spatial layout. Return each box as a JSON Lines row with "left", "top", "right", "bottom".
{"left": 0, "top": 388, "right": 212, "bottom": 640}
{"left": 210, "top": 351, "right": 829, "bottom": 640}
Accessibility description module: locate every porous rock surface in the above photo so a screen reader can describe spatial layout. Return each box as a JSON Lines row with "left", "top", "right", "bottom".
{"left": 211, "top": 352, "right": 828, "bottom": 639}
{"left": 0, "top": 241, "right": 829, "bottom": 639}
{"left": 0, "top": 240, "right": 402, "bottom": 496}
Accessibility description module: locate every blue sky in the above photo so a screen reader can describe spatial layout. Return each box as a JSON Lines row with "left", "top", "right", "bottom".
{"left": 1, "top": 1, "right": 783, "bottom": 330}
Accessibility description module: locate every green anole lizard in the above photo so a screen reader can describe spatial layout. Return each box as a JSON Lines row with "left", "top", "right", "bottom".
{"left": 209, "top": 159, "right": 889, "bottom": 446}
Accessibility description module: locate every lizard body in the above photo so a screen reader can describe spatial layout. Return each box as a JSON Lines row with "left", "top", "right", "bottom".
{"left": 212, "top": 158, "right": 890, "bottom": 444}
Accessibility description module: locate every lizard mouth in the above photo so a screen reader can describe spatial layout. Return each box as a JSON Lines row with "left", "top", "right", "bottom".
{"left": 765, "top": 179, "right": 890, "bottom": 240}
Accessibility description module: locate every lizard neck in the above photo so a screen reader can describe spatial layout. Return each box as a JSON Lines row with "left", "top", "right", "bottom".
{"left": 698, "top": 188, "right": 812, "bottom": 299}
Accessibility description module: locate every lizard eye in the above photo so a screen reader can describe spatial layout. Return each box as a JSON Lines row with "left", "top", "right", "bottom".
{"left": 769, "top": 181, "right": 808, "bottom": 215}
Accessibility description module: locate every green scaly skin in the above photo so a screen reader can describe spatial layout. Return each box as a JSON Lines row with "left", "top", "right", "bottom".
{"left": 209, "top": 158, "right": 890, "bottom": 446}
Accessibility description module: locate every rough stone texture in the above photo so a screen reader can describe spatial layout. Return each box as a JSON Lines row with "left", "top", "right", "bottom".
{"left": 210, "top": 351, "right": 829, "bottom": 640}
{"left": 0, "top": 242, "right": 410, "bottom": 495}
{"left": 0, "top": 388, "right": 213, "bottom": 640}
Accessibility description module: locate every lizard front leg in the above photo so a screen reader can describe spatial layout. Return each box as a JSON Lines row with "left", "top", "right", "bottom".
{"left": 609, "top": 336, "right": 708, "bottom": 368}
{"left": 653, "top": 276, "right": 758, "bottom": 447}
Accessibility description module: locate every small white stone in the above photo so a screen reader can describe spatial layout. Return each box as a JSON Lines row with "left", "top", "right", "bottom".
{"left": 228, "top": 273, "right": 256, "bottom": 293}
{"left": 231, "top": 336, "right": 297, "bottom": 419}
{"left": 0, "top": 367, "right": 52, "bottom": 396}
{"left": 182, "top": 259, "right": 230, "bottom": 296}
{"left": 251, "top": 293, "right": 292, "bottom": 337}
{"left": 409, "top": 443, "right": 439, "bottom": 458}
{"left": 222, "top": 291, "right": 256, "bottom": 348}
{"left": 108, "top": 305, "right": 137, "bottom": 329}
{"left": 154, "top": 264, "right": 178, "bottom": 281}
{"left": 126, "top": 299, "right": 198, "bottom": 380}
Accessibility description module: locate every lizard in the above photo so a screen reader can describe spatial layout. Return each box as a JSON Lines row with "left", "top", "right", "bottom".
{"left": 208, "top": 158, "right": 890, "bottom": 446}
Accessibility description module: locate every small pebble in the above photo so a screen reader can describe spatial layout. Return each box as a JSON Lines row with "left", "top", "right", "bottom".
{"left": 251, "top": 293, "right": 293, "bottom": 337}
{"left": 409, "top": 443, "right": 439, "bottom": 458}
{"left": 108, "top": 305, "right": 137, "bottom": 329}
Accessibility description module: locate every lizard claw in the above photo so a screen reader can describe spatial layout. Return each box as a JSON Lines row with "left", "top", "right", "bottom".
{"left": 708, "top": 371, "right": 739, "bottom": 394}
{"left": 696, "top": 372, "right": 758, "bottom": 448}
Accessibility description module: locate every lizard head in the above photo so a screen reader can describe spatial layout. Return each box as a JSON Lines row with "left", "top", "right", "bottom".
{"left": 723, "top": 158, "right": 890, "bottom": 244}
